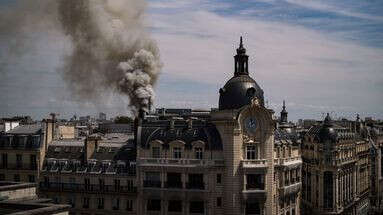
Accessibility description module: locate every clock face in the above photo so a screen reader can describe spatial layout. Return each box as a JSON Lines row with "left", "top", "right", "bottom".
{"left": 244, "top": 116, "right": 257, "bottom": 135}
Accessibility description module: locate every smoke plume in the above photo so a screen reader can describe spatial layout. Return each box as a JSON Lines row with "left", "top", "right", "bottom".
{"left": 0, "top": 0, "right": 162, "bottom": 115}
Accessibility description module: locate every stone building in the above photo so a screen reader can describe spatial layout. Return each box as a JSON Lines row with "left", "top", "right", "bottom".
{"left": 135, "top": 38, "right": 302, "bottom": 215}
{"left": 38, "top": 133, "right": 137, "bottom": 215}
{"left": 0, "top": 120, "right": 54, "bottom": 183}
{"left": 368, "top": 123, "right": 383, "bottom": 214}
{"left": 301, "top": 114, "right": 371, "bottom": 214}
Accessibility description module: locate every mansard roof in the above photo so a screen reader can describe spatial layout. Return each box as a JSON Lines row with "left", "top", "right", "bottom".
{"left": 138, "top": 119, "right": 222, "bottom": 150}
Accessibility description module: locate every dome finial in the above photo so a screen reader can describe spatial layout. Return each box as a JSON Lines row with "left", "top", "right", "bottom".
{"left": 240, "top": 36, "right": 243, "bottom": 48}
{"left": 283, "top": 100, "right": 286, "bottom": 110}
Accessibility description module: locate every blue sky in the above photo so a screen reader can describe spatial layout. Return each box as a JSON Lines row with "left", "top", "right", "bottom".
{"left": 0, "top": 0, "right": 382, "bottom": 121}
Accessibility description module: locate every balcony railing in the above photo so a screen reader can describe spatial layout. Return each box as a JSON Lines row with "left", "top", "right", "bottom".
{"left": 278, "top": 182, "right": 301, "bottom": 197}
{"left": 186, "top": 182, "right": 205, "bottom": 190}
{"left": 241, "top": 159, "right": 267, "bottom": 168}
{"left": 165, "top": 181, "right": 183, "bottom": 189}
{"left": 143, "top": 180, "right": 162, "bottom": 188}
{"left": 138, "top": 158, "right": 224, "bottom": 167}
{"left": 39, "top": 182, "right": 137, "bottom": 193}
{"left": 274, "top": 157, "right": 302, "bottom": 169}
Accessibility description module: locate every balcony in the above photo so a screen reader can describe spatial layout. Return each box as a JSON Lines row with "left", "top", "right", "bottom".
{"left": 241, "top": 159, "right": 267, "bottom": 169}
{"left": 242, "top": 188, "right": 267, "bottom": 201}
{"left": 138, "top": 158, "right": 224, "bottom": 167}
{"left": 274, "top": 157, "right": 302, "bottom": 170}
{"left": 143, "top": 180, "right": 162, "bottom": 188}
{"left": 39, "top": 182, "right": 137, "bottom": 193}
{"left": 278, "top": 182, "right": 301, "bottom": 197}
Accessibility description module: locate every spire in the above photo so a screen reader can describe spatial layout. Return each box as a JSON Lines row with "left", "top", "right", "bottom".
{"left": 234, "top": 36, "right": 249, "bottom": 76}
{"left": 324, "top": 113, "right": 333, "bottom": 126}
{"left": 280, "top": 100, "right": 288, "bottom": 124}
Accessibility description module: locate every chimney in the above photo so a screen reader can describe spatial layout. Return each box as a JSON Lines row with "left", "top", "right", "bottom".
{"left": 85, "top": 135, "right": 99, "bottom": 162}
{"left": 188, "top": 119, "right": 193, "bottom": 129}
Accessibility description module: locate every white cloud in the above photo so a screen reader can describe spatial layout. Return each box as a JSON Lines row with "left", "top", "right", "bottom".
{"left": 285, "top": 0, "right": 383, "bottom": 22}
{"left": 148, "top": 1, "right": 383, "bottom": 120}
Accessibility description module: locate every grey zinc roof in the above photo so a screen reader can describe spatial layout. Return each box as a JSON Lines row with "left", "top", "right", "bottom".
{"left": 6, "top": 124, "right": 42, "bottom": 134}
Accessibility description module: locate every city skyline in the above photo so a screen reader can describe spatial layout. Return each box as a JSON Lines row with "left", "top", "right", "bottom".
{"left": 1, "top": 0, "right": 382, "bottom": 121}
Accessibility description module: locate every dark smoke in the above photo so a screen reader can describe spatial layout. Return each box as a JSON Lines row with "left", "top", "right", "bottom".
{"left": 0, "top": 0, "right": 162, "bottom": 115}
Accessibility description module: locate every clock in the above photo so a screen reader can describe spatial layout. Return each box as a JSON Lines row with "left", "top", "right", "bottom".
{"left": 244, "top": 116, "right": 257, "bottom": 135}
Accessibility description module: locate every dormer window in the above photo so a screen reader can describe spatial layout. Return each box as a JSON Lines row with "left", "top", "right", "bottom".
{"left": 173, "top": 147, "right": 182, "bottom": 159}
{"left": 195, "top": 147, "right": 203, "bottom": 159}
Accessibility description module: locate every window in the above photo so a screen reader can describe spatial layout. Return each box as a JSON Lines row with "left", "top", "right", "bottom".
{"left": 173, "top": 147, "right": 182, "bottom": 159}
{"left": 144, "top": 172, "right": 161, "bottom": 188}
{"left": 246, "top": 174, "right": 265, "bottom": 190}
{"left": 28, "top": 175, "right": 35, "bottom": 183}
{"left": 168, "top": 200, "right": 182, "bottom": 212}
{"left": 112, "top": 198, "right": 120, "bottom": 210}
{"left": 189, "top": 201, "right": 204, "bottom": 213}
{"left": 246, "top": 145, "right": 256, "bottom": 159}
{"left": 30, "top": 155, "right": 37, "bottom": 170}
{"left": 114, "top": 179, "right": 121, "bottom": 191}
{"left": 83, "top": 197, "right": 90, "bottom": 208}
{"left": 16, "top": 154, "right": 22, "bottom": 168}
{"left": 84, "top": 178, "right": 90, "bottom": 191}
{"left": 126, "top": 199, "right": 133, "bottom": 211}
{"left": 216, "top": 174, "right": 222, "bottom": 184}
{"left": 0, "top": 174, "right": 5, "bottom": 181}
{"left": 127, "top": 179, "right": 134, "bottom": 191}
{"left": 67, "top": 196, "right": 75, "bottom": 208}
{"left": 195, "top": 147, "right": 203, "bottom": 159}
{"left": 147, "top": 199, "right": 161, "bottom": 211}
{"left": 2, "top": 153, "right": 8, "bottom": 168}
{"left": 217, "top": 197, "right": 222, "bottom": 207}
{"left": 97, "top": 198, "right": 104, "bottom": 209}
{"left": 14, "top": 174, "right": 20, "bottom": 182}
{"left": 152, "top": 146, "right": 160, "bottom": 158}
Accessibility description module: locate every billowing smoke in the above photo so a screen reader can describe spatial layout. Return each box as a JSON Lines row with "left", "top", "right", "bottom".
{"left": 0, "top": 0, "right": 162, "bottom": 115}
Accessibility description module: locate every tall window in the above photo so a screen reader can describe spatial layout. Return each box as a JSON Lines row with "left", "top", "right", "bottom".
{"left": 147, "top": 199, "right": 161, "bottom": 211}
{"left": 246, "top": 145, "right": 256, "bottom": 159}
{"left": 152, "top": 147, "right": 160, "bottom": 158}
{"left": 28, "top": 175, "right": 35, "bottom": 183}
{"left": 195, "top": 147, "right": 203, "bottom": 159}
{"left": 173, "top": 147, "right": 182, "bottom": 159}
{"left": 30, "top": 155, "right": 37, "bottom": 170}
{"left": 324, "top": 171, "right": 333, "bottom": 208}
{"left": 84, "top": 178, "right": 90, "bottom": 191}
{"left": 216, "top": 174, "right": 222, "bottom": 184}
{"left": 83, "top": 197, "right": 90, "bottom": 208}
{"left": 2, "top": 154, "right": 7, "bottom": 168}
{"left": 126, "top": 199, "right": 133, "bottom": 211}
{"left": 16, "top": 154, "right": 22, "bottom": 168}
{"left": 97, "top": 197, "right": 104, "bottom": 209}
{"left": 113, "top": 198, "right": 120, "bottom": 210}
{"left": 114, "top": 179, "right": 121, "bottom": 191}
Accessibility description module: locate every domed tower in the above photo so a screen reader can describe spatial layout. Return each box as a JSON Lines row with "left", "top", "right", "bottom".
{"left": 219, "top": 37, "right": 264, "bottom": 110}
{"left": 212, "top": 37, "right": 275, "bottom": 215}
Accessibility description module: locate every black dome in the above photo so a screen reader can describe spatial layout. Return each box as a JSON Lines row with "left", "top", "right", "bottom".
{"left": 219, "top": 75, "right": 264, "bottom": 110}
{"left": 218, "top": 37, "right": 264, "bottom": 110}
{"left": 317, "top": 113, "right": 338, "bottom": 143}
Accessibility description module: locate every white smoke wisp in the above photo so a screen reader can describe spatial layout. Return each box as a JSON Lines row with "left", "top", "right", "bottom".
{"left": 58, "top": 0, "right": 162, "bottom": 115}
{"left": 0, "top": 0, "right": 162, "bottom": 116}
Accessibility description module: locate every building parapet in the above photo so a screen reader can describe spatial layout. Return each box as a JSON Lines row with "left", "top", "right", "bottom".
{"left": 138, "top": 158, "right": 224, "bottom": 167}
{"left": 39, "top": 182, "right": 137, "bottom": 194}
